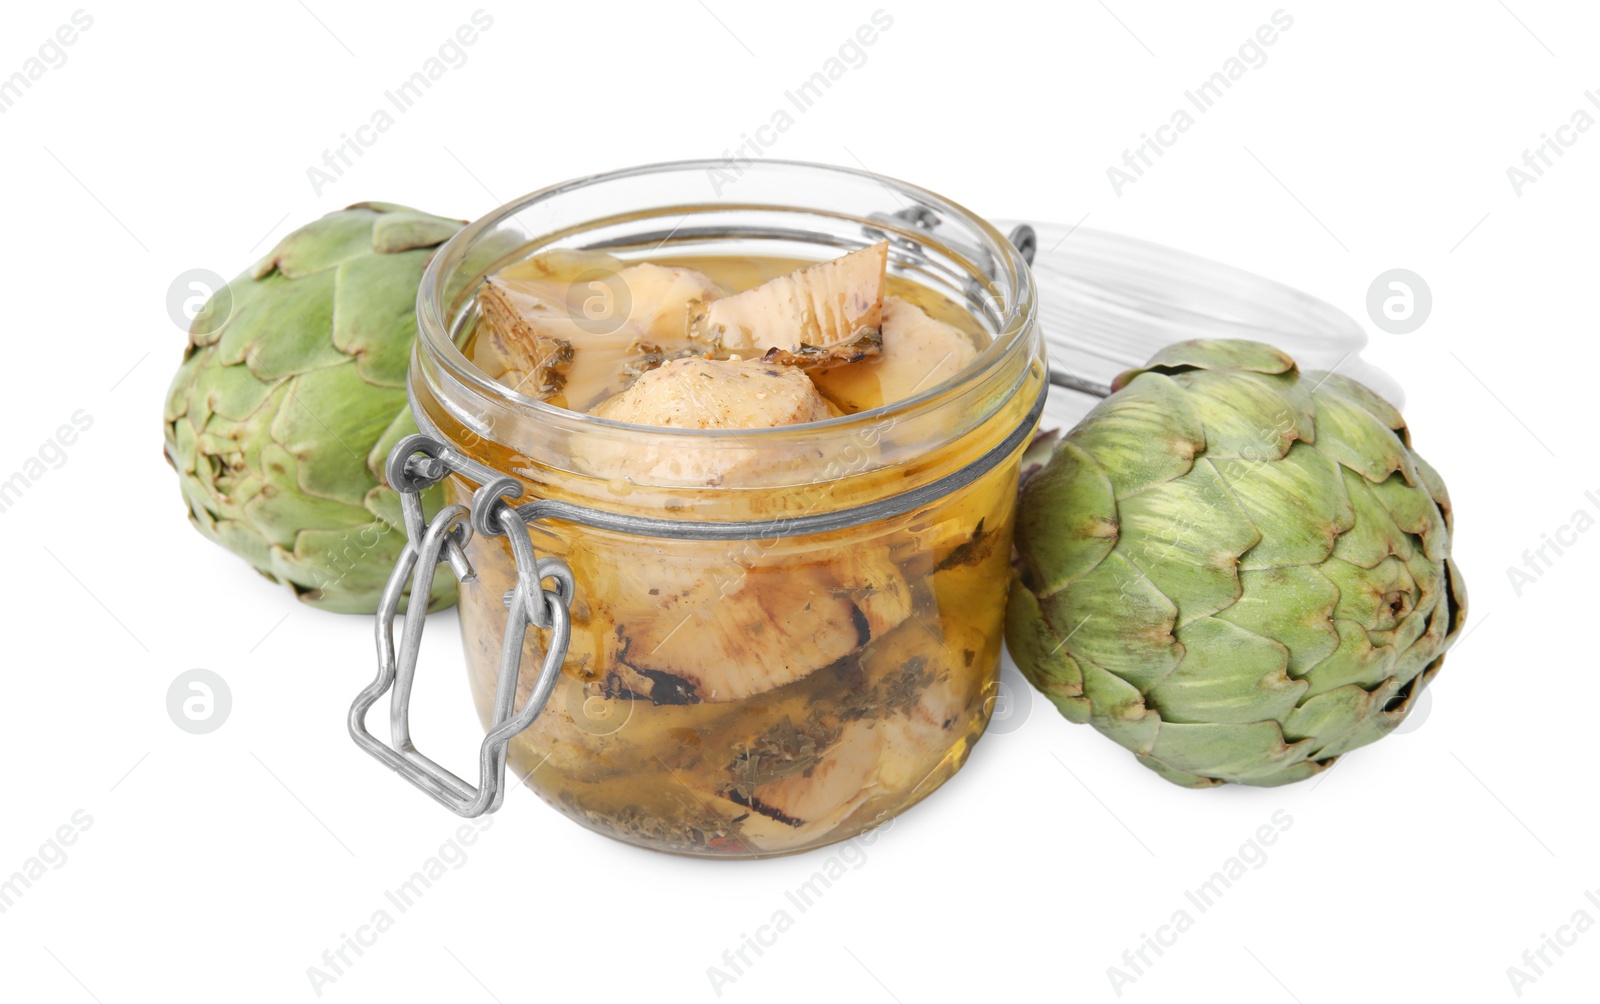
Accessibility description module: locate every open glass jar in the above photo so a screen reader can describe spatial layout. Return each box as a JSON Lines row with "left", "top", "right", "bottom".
{"left": 353, "top": 161, "right": 1046, "bottom": 857}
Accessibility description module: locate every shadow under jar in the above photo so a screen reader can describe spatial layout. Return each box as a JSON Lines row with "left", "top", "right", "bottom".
{"left": 411, "top": 161, "right": 1046, "bottom": 857}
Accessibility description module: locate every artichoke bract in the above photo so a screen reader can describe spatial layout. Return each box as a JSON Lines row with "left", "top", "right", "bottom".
{"left": 163, "top": 203, "right": 464, "bottom": 613}
{"left": 1007, "top": 339, "right": 1467, "bottom": 787}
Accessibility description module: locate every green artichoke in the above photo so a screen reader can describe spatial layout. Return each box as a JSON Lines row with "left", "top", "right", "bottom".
{"left": 163, "top": 203, "right": 463, "bottom": 614}
{"left": 1007, "top": 339, "right": 1467, "bottom": 787}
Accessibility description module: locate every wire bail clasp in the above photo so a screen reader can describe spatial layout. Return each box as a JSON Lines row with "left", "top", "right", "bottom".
{"left": 347, "top": 434, "right": 573, "bottom": 817}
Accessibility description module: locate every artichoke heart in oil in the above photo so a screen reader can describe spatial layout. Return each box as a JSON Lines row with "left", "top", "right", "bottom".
{"left": 451, "top": 242, "right": 1010, "bottom": 854}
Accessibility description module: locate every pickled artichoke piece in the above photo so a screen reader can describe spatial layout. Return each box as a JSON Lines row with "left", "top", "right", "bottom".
{"left": 835, "top": 546, "right": 915, "bottom": 639}
{"left": 727, "top": 793, "right": 879, "bottom": 853}
{"left": 474, "top": 254, "right": 720, "bottom": 410}
{"left": 728, "top": 719, "right": 884, "bottom": 828}
{"left": 592, "top": 356, "right": 831, "bottom": 429}
{"left": 492, "top": 246, "right": 627, "bottom": 283}
{"left": 864, "top": 617, "right": 981, "bottom": 723}
{"left": 724, "top": 714, "right": 844, "bottom": 802}
{"left": 585, "top": 356, "right": 837, "bottom": 484}
{"left": 615, "top": 262, "right": 724, "bottom": 343}
{"left": 698, "top": 241, "right": 888, "bottom": 369}
{"left": 475, "top": 278, "right": 576, "bottom": 397}
{"left": 867, "top": 619, "right": 986, "bottom": 797}
{"left": 812, "top": 295, "right": 981, "bottom": 412}
{"left": 716, "top": 621, "right": 981, "bottom": 852}
{"left": 490, "top": 656, "right": 806, "bottom": 782}
{"left": 608, "top": 553, "right": 912, "bottom": 704}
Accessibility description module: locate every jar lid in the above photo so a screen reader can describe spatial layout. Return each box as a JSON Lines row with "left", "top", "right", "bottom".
{"left": 997, "top": 219, "right": 1402, "bottom": 432}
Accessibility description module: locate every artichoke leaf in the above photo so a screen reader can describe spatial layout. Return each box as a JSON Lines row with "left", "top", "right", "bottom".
{"left": 365, "top": 206, "right": 465, "bottom": 253}
{"left": 219, "top": 269, "right": 348, "bottom": 379}
{"left": 1146, "top": 618, "right": 1306, "bottom": 727}
{"left": 191, "top": 349, "right": 281, "bottom": 424}
{"left": 1306, "top": 371, "right": 1405, "bottom": 433}
{"left": 1069, "top": 373, "right": 1204, "bottom": 497}
{"left": 1332, "top": 468, "right": 1417, "bottom": 567}
{"left": 1040, "top": 552, "right": 1181, "bottom": 693}
{"left": 256, "top": 207, "right": 383, "bottom": 279}
{"left": 269, "top": 365, "right": 406, "bottom": 509}
{"left": 1175, "top": 368, "right": 1316, "bottom": 461}
{"left": 1297, "top": 616, "right": 1400, "bottom": 699}
{"left": 1005, "top": 586, "right": 1089, "bottom": 723}
{"left": 1146, "top": 719, "right": 1314, "bottom": 783}
{"left": 1117, "top": 460, "right": 1258, "bottom": 623}
{"left": 241, "top": 443, "right": 378, "bottom": 549}
{"left": 1311, "top": 387, "right": 1420, "bottom": 486}
{"left": 1214, "top": 565, "right": 1341, "bottom": 676}
{"left": 1412, "top": 452, "right": 1455, "bottom": 533}
{"left": 1391, "top": 598, "right": 1451, "bottom": 685}
{"left": 1212, "top": 442, "right": 1354, "bottom": 570}
{"left": 1368, "top": 468, "right": 1450, "bottom": 562}
{"left": 1283, "top": 677, "right": 1407, "bottom": 758}
{"left": 1080, "top": 660, "right": 1160, "bottom": 752}
{"left": 1014, "top": 441, "right": 1118, "bottom": 596}
{"left": 333, "top": 247, "right": 437, "bottom": 388}
{"left": 1124, "top": 338, "right": 1297, "bottom": 383}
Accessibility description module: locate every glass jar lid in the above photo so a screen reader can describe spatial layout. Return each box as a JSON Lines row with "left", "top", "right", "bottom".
{"left": 998, "top": 219, "right": 1401, "bottom": 431}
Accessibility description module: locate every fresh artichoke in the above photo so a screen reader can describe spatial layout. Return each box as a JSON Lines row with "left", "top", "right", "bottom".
{"left": 163, "top": 203, "right": 463, "bottom": 613}
{"left": 1006, "top": 339, "right": 1467, "bottom": 787}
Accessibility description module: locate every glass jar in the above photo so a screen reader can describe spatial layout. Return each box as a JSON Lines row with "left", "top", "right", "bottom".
{"left": 404, "top": 161, "right": 1045, "bottom": 857}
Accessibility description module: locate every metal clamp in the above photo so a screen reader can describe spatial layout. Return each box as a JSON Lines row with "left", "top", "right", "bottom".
{"left": 347, "top": 434, "right": 574, "bottom": 817}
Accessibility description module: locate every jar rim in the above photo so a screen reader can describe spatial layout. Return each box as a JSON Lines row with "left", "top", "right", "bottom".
{"left": 413, "top": 159, "right": 1038, "bottom": 446}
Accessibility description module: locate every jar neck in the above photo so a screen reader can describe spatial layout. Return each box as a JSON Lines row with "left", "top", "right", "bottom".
{"left": 411, "top": 160, "right": 1044, "bottom": 515}
{"left": 411, "top": 333, "right": 1046, "bottom": 520}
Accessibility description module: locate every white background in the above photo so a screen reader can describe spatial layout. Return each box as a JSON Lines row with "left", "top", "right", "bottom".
{"left": 1, "top": 1, "right": 1594, "bottom": 1001}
